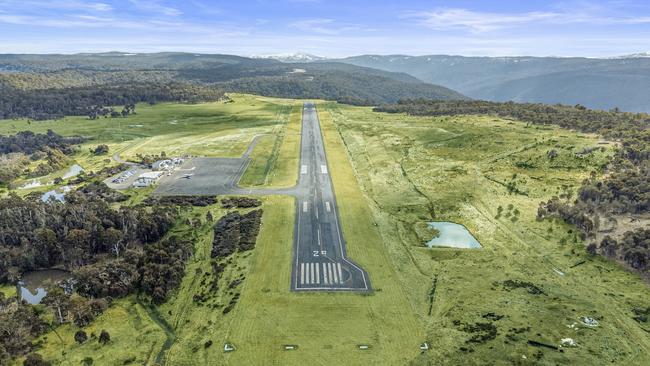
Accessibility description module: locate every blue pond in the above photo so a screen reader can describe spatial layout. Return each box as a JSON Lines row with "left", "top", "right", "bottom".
{"left": 41, "top": 186, "right": 71, "bottom": 202}
{"left": 426, "top": 222, "right": 482, "bottom": 249}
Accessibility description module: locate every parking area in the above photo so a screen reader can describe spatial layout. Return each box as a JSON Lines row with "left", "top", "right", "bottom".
{"left": 104, "top": 167, "right": 147, "bottom": 190}
{"left": 154, "top": 157, "right": 250, "bottom": 196}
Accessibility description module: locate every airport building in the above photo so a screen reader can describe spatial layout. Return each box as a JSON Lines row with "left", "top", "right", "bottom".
{"left": 133, "top": 171, "right": 164, "bottom": 187}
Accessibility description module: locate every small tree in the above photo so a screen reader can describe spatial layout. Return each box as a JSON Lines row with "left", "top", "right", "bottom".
{"left": 74, "top": 330, "right": 88, "bottom": 344}
{"left": 98, "top": 330, "right": 110, "bottom": 344}
{"left": 23, "top": 353, "right": 51, "bottom": 366}
{"left": 93, "top": 144, "right": 109, "bottom": 155}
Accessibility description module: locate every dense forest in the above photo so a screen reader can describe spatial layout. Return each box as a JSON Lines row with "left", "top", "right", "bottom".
{"left": 0, "top": 53, "right": 466, "bottom": 120}
{"left": 0, "top": 81, "right": 226, "bottom": 120}
{"left": 0, "top": 187, "right": 201, "bottom": 360}
{"left": 376, "top": 100, "right": 650, "bottom": 278}
{"left": 0, "top": 129, "right": 84, "bottom": 155}
{"left": 0, "top": 130, "right": 85, "bottom": 184}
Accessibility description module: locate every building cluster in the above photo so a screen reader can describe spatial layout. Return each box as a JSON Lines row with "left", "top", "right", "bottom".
{"left": 132, "top": 157, "right": 185, "bottom": 187}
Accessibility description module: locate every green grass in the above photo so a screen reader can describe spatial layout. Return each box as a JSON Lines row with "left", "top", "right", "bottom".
{"left": 4, "top": 94, "right": 294, "bottom": 194}
{"left": 147, "top": 102, "right": 426, "bottom": 366}
{"left": 32, "top": 297, "right": 167, "bottom": 366}
{"left": 0, "top": 284, "right": 16, "bottom": 298}
{"left": 19, "top": 95, "right": 650, "bottom": 365}
{"left": 240, "top": 101, "right": 302, "bottom": 188}
{"left": 238, "top": 134, "right": 281, "bottom": 186}
{"left": 321, "top": 102, "right": 650, "bottom": 365}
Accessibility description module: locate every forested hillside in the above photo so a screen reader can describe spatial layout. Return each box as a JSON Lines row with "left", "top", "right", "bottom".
{"left": 0, "top": 81, "right": 226, "bottom": 120}
{"left": 0, "top": 53, "right": 466, "bottom": 120}
{"left": 377, "top": 100, "right": 650, "bottom": 278}
{"left": 340, "top": 55, "right": 650, "bottom": 112}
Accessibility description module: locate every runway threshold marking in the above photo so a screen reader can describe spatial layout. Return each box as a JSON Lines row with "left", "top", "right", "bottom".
{"left": 316, "top": 263, "right": 320, "bottom": 284}
{"left": 300, "top": 263, "right": 305, "bottom": 285}
{"left": 323, "top": 263, "right": 329, "bottom": 285}
{"left": 329, "top": 263, "right": 338, "bottom": 284}
{"left": 310, "top": 263, "right": 315, "bottom": 284}
{"left": 337, "top": 263, "right": 343, "bottom": 283}
{"left": 321, "top": 164, "right": 328, "bottom": 174}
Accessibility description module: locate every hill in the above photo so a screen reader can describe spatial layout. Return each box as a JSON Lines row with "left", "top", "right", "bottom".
{"left": 337, "top": 55, "right": 650, "bottom": 112}
{"left": 0, "top": 53, "right": 466, "bottom": 117}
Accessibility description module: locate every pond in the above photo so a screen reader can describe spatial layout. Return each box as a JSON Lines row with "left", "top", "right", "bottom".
{"left": 18, "top": 269, "right": 71, "bottom": 305}
{"left": 41, "top": 185, "right": 72, "bottom": 202}
{"left": 62, "top": 164, "right": 84, "bottom": 179}
{"left": 19, "top": 179, "right": 44, "bottom": 189}
{"left": 426, "top": 222, "right": 482, "bottom": 249}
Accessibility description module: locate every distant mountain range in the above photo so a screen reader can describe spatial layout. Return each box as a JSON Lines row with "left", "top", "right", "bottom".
{"left": 336, "top": 54, "right": 650, "bottom": 112}
{"left": 5, "top": 51, "right": 650, "bottom": 112}
{"left": 250, "top": 53, "right": 328, "bottom": 63}
{"left": 0, "top": 52, "right": 466, "bottom": 105}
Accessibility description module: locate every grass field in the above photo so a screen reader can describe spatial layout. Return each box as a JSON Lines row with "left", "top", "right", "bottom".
{"left": 240, "top": 101, "right": 302, "bottom": 188}
{"left": 1, "top": 94, "right": 294, "bottom": 191}
{"left": 33, "top": 297, "right": 167, "bottom": 365}
{"left": 321, "top": 102, "right": 650, "bottom": 365}
{"left": 10, "top": 96, "right": 650, "bottom": 365}
{"left": 151, "top": 103, "right": 426, "bottom": 365}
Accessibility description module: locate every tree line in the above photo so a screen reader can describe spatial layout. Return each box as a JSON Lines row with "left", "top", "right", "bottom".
{"left": 0, "top": 82, "right": 226, "bottom": 120}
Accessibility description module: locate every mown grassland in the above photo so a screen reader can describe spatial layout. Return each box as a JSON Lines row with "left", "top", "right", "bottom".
{"left": 209, "top": 107, "right": 427, "bottom": 366}
{"left": 239, "top": 101, "right": 302, "bottom": 188}
{"left": 1, "top": 94, "right": 293, "bottom": 191}
{"left": 154, "top": 103, "right": 425, "bottom": 365}
{"left": 321, "top": 102, "right": 650, "bottom": 365}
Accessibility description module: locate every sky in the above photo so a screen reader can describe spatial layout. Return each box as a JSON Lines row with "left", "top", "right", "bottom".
{"left": 1, "top": 0, "right": 650, "bottom": 57}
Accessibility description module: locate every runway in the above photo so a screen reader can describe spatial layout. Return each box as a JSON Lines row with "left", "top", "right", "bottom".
{"left": 289, "top": 103, "right": 370, "bottom": 291}
{"left": 154, "top": 102, "right": 371, "bottom": 291}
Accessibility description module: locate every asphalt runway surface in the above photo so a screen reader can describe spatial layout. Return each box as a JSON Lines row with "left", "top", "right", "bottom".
{"left": 289, "top": 103, "right": 370, "bottom": 291}
{"left": 153, "top": 103, "right": 371, "bottom": 292}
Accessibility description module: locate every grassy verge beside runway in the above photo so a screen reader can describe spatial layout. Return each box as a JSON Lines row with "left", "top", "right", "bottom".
{"left": 240, "top": 101, "right": 302, "bottom": 188}
{"left": 320, "top": 102, "right": 650, "bottom": 365}
{"left": 220, "top": 106, "right": 425, "bottom": 365}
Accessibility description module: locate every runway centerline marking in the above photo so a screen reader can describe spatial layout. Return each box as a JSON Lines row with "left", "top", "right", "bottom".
{"left": 290, "top": 102, "right": 371, "bottom": 292}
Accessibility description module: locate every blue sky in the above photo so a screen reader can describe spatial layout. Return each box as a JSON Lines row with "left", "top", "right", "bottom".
{"left": 1, "top": 0, "right": 650, "bottom": 57}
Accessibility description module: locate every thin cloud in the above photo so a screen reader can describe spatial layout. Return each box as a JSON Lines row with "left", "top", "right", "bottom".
{"left": 290, "top": 19, "right": 338, "bottom": 35}
{"left": 0, "top": 1, "right": 113, "bottom": 12}
{"left": 289, "top": 18, "right": 370, "bottom": 35}
{"left": 405, "top": 7, "right": 650, "bottom": 33}
{"left": 127, "top": 0, "right": 182, "bottom": 16}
